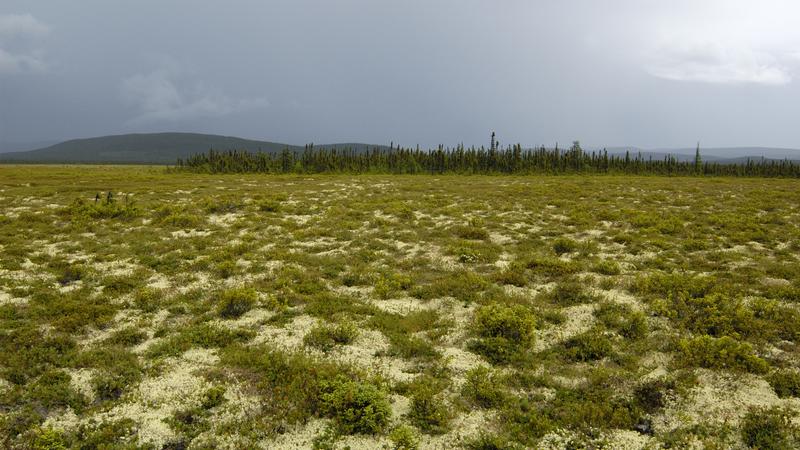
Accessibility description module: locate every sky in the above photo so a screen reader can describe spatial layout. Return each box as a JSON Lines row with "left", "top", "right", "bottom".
{"left": 2, "top": 0, "right": 800, "bottom": 150}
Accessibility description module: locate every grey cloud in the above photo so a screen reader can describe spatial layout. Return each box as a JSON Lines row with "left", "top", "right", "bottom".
{"left": 2, "top": 1, "right": 800, "bottom": 148}
{"left": 0, "top": 13, "right": 48, "bottom": 74}
{"left": 646, "top": 43, "right": 792, "bottom": 85}
{"left": 0, "top": 13, "right": 49, "bottom": 37}
{"left": 0, "top": 47, "right": 46, "bottom": 74}
{"left": 121, "top": 65, "right": 268, "bottom": 125}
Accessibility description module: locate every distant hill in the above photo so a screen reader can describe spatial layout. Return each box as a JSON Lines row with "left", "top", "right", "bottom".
{"left": 0, "top": 140, "right": 61, "bottom": 154}
{"left": 2, "top": 133, "right": 799, "bottom": 165}
{"left": 0, "top": 133, "right": 389, "bottom": 164}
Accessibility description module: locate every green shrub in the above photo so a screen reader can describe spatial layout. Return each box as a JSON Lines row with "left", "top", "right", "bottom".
{"left": 146, "top": 324, "right": 254, "bottom": 358}
{"left": 407, "top": 378, "right": 451, "bottom": 435}
{"left": 132, "top": 287, "right": 164, "bottom": 312}
{"left": 368, "top": 310, "right": 445, "bottom": 361}
{"left": 218, "top": 288, "right": 257, "bottom": 318}
{"left": 201, "top": 196, "right": 240, "bottom": 214}
{"left": 304, "top": 322, "right": 359, "bottom": 352}
{"left": 27, "top": 370, "right": 86, "bottom": 411}
{"left": 0, "top": 327, "right": 77, "bottom": 384}
{"left": 677, "top": 335, "right": 768, "bottom": 374}
{"left": 454, "top": 225, "right": 489, "bottom": 240}
{"left": 77, "top": 347, "right": 143, "bottom": 401}
{"left": 103, "top": 327, "right": 147, "bottom": 347}
{"left": 652, "top": 293, "right": 753, "bottom": 339}
{"left": 320, "top": 377, "right": 391, "bottom": 435}
{"left": 61, "top": 197, "right": 139, "bottom": 221}
{"left": 740, "top": 406, "right": 798, "bottom": 449}
{"left": 29, "top": 427, "right": 68, "bottom": 450}
{"left": 563, "top": 330, "right": 614, "bottom": 362}
{"left": 619, "top": 312, "right": 648, "bottom": 340}
{"left": 464, "top": 433, "right": 518, "bottom": 450}
{"left": 552, "top": 238, "right": 578, "bottom": 255}
{"left": 389, "top": 424, "right": 420, "bottom": 450}
{"left": 592, "top": 260, "right": 621, "bottom": 276}
{"left": 633, "top": 378, "right": 676, "bottom": 414}
{"left": 767, "top": 370, "right": 800, "bottom": 398}
{"left": 73, "top": 418, "right": 137, "bottom": 449}
{"left": 525, "top": 256, "right": 580, "bottom": 278}
{"left": 57, "top": 264, "right": 88, "bottom": 285}
{"left": 214, "top": 260, "right": 237, "bottom": 279}
{"left": 258, "top": 199, "right": 281, "bottom": 212}
{"left": 374, "top": 273, "right": 413, "bottom": 299}
{"left": 462, "top": 366, "right": 506, "bottom": 408}
{"left": 161, "top": 212, "right": 201, "bottom": 228}
{"left": 473, "top": 304, "right": 536, "bottom": 343}
{"left": 491, "top": 264, "right": 527, "bottom": 287}
{"left": 630, "top": 272, "right": 715, "bottom": 300}
{"left": 546, "top": 281, "right": 596, "bottom": 306}
{"left": 469, "top": 303, "right": 536, "bottom": 364}
{"left": 594, "top": 302, "right": 648, "bottom": 340}
{"left": 101, "top": 274, "right": 140, "bottom": 296}
{"left": 411, "top": 270, "right": 488, "bottom": 303}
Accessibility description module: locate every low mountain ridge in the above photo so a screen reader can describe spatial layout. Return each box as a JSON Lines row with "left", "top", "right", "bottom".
{"left": 1, "top": 133, "right": 798, "bottom": 164}
{"left": 0, "top": 133, "right": 388, "bottom": 164}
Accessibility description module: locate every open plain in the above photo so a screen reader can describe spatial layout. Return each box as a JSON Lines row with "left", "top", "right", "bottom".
{"left": 1, "top": 166, "right": 800, "bottom": 449}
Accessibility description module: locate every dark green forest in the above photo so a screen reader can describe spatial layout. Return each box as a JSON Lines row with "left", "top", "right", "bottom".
{"left": 175, "top": 142, "right": 800, "bottom": 177}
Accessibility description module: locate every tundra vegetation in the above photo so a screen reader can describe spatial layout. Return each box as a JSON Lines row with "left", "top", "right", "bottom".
{"left": 1, "top": 165, "right": 800, "bottom": 449}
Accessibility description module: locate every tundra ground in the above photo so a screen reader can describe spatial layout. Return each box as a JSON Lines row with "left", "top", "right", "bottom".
{"left": 1, "top": 166, "right": 800, "bottom": 449}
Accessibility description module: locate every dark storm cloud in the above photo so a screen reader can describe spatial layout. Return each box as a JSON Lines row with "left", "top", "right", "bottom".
{"left": 1, "top": 0, "right": 800, "bottom": 149}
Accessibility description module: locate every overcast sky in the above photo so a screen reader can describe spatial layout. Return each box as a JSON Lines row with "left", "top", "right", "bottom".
{"left": 2, "top": 0, "right": 800, "bottom": 149}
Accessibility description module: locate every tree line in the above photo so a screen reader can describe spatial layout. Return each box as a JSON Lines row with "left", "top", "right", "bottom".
{"left": 172, "top": 141, "right": 800, "bottom": 177}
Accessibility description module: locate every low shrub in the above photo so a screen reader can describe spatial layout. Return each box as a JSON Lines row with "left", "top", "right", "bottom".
{"left": 677, "top": 335, "right": 768, "bottom": 374}
{"left": 740, "top": 406, "right": 798, "bottom": 449}
{"left": 411, "top": 270, "right": 488, "bottom": 303}
{"left": 220, "top": 345, "right": 347, "bottom": 428}
{"left": 629, "top": 272, "right": 715, "bottom": 300}
{"left": 201, "top": 196, "right": 240, "bottom": 214}
{"left": 26, "top": 370, "right": 86, "bottom": 411}
{"left": 469, "top": 303, "right": 536, "bottom": 364}
{"left": 61, "top": 197, "right": 139, "bottom": 221}
{"left": 304, "top": 322, "right": 359, "bottom": 352}
{"left": 0, "top": 327, "right": 77, "bottom": 384}
{"left": 103, "top": 327, "right": 147, "bottom": 347}
{"left": 389, "top": 424, "right": 420, "bottom": 450}
{"left": 592, "top": 260, "right": 621, "bottom": 276}
{"left": 473, "top": 304, "right": 536, "bottom": 343}
{"left": 132, "top": 287, "right": 164, "bottom": 312}
{"left": 453, "top": 225, "right": 489, "bottom": 240}
{"left": 767, "top": 370, "right": 800, "bottom": 398}
{"left": 374, "top": 273, "right": 413, "bottom": 299}
{"left": 525, "top": 256, "right": 580, "bottom": 278}
{"left": 491, "top": 263, "right": 527, "bottom": 287}
{"left": 552, "top": 238, "right": 578, "bottom": 255}
{"left": 462, "top": 366, "right": 506, "bottom": 408}
{"left": 217, "top": 288, "right": 257, "bottom": 318}
{"left": 214, "top": 260, "right": 237, "bottom": 279}
{"left": 594, "top": 302, "right": 648, "bottom": 340}
{"left": 77, "top": 347, "right": 142, "bottom": 401}
{"left": 563, "top": 330, "right": 614, "bottom": 362}
{"left": 545, "top": 280, "right": 597, "bottom": 306}
{"left": 57, "top": 264, "right": 88, "bottom": 285}
{"left": 407, "top": 378, "right": 452, "bottom": 435}
{"left": 257, "top": 199, "right": 281, "bottom": 212}
{"left": 633, "top": 378, "right": 677, "bottom": 414}
{"left": 321, "top": 377, "right": 391, "bottom": 434}
{"left": 146, "top": 324, "right": 254, "bottom": 358}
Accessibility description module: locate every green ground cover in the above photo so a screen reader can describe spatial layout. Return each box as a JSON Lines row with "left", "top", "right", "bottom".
{"left": 1, "top": 165, "right": 799, "bottom": 449}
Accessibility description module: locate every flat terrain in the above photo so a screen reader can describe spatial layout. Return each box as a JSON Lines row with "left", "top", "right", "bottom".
{"left": 1, "top": 166, "right": 800, "bottom": 449}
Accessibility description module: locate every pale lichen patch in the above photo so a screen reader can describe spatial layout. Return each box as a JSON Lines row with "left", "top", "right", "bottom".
{"left": 533, "top": 303, "right": 596, "bottom": 352}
